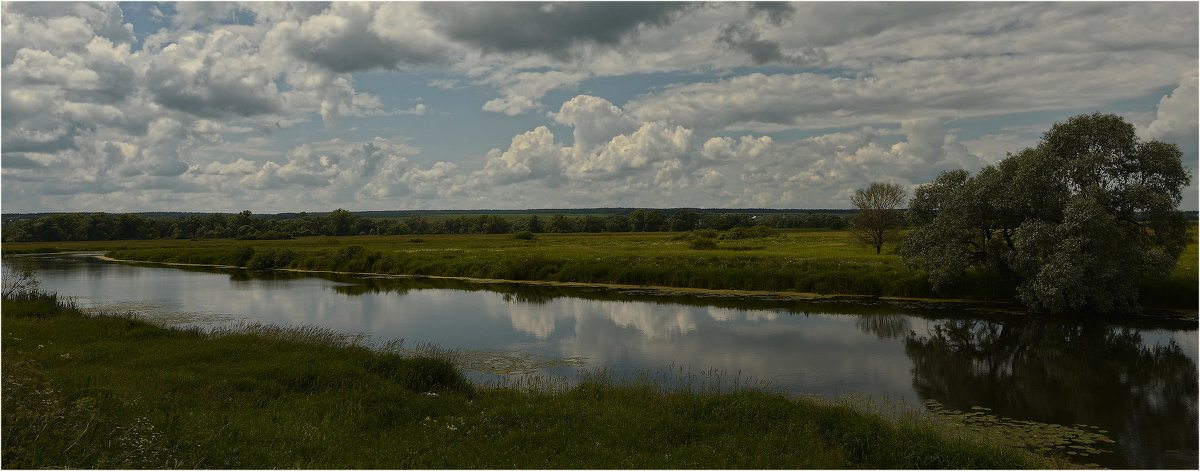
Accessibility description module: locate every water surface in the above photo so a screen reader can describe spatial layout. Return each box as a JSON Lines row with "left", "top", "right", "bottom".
{"left": 8, "top": 254, "right": 1197, "bottom": 469}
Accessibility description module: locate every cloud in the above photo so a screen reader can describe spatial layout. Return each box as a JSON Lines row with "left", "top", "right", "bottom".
{"left": 184, "top": 136, "right": 458, "bottom": 208}
{"left": 551, "top": 95, "right": 639, "bottom": 153}
{"left": 481, "top": 95, "right": 536, "bottom": 117}
{"left": 475, "top": 96, "right": 691, "bottom": 187}
{"left": 1, "top": 3, "right": 142, "bottom": 160}
{"left": 716, "top": 21, "right": 825, "bottom": 67}
{"left": 749, "top": 1, "right": 795, "bottom": 26}
{"left": 423, "top": 2, "right": 686, "bottom": 58}
{"left": 566, "top": 121, "right": 693, "bottom": 181}
{"left": 194, "top": 158, "right": 258, "bottom": 177}
{"left": 281, "top": 2, "right": 448, "bottom": 73}
{"left": 396, "top": 161, "right": 462, "bottom": 199}
{"left": 480, "top": 70, "right": 590, "bottom": 115}
{"left": 145, "top": 29, "right": 282, "bottom": 118}
{"left": 478, "top": 126, "right": 565, "bottom": 185}
{"left": 1144, "top": 71, "right": 1199, "bottom": 154}
{"left": 692, "top": 120, "right": 987, "bottom": 207}
{"left": 471, "top": 94, "right": 993, "bottom": 209}
{"left": 2, "top": 2, "right": 134, "bottom": 65}
{"left": 627, "top": 45, "right": 1193, "bottom": 135}
{"left": 624, "top": 2, "right": 1195, "bottom": 134}
{"left": 3, "top": 2, "right": 1195, "bottom": 213}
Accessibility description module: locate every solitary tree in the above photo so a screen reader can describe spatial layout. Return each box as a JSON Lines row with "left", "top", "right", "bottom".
{"left": 849, "top": 182, "right": 907, "bottom": 254}
{"left": 901, "top": 113, "right": 1190, "bottom": 314}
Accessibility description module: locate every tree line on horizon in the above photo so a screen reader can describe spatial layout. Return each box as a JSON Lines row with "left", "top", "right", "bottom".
{"left": 1, "top": 209, "right": 849, "bottom": 243}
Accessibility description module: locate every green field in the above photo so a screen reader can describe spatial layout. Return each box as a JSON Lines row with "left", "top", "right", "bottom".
{"left": 5, "top": 228, "right": 1196, "bottom": 309}
{"left": 2, "top": 291, "right": 1064, "bottom": 469}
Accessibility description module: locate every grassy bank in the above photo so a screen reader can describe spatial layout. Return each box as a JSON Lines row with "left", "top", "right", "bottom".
{"left": 6, "top": 228, "right": 1196, "bottom": 309}
{"left": 2, "top": 291, "right": 1060, "bottom": 469}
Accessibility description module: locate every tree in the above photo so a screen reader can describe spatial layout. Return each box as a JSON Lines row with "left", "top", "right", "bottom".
{"left": 629, "top": 209, "right": 666, "bottom": 232}
{"left": 406, "top": 215, "right": 432, "bottom": 234}
{"left": 849, "top": 182, "right": 907, "bottom": 254}
{"left": 703, "top": 212, "right": 752, "bottom": 230}
{"left": 901, "top": 113, "right": 1190, "bottom": 314}
{"left": 546, "top": 214, "right": 575, "bottom": 233}
{"left": 580, "top": 215, "right": 606, "bottom": 233}
{"left": 605, "top": 214, "right": 631, "bottom": 232}
{"left": 526, "top": 215, "right": 544, "bottom": 233}
{"left": 667, "top": 209, "right": 700, "bottom": 232}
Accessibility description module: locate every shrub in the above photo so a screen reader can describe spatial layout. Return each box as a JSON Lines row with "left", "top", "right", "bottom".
{"left": 720, "top": 226, "right": 778, "bottom": 240}
{"left": 514, "top": 231, "right": 537, "bottom": 241}
{"left": 229, "top": 246, "right": 255, "bottom": 266}
{"left": 246, "top": 248, "right": 298, "bottom": 270}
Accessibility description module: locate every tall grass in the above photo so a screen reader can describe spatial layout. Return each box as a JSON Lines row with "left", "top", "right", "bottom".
{"left": 3, "top": 291, "right": 1060, "bottom": 469}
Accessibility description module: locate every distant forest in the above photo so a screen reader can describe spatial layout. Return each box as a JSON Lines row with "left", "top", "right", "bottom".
{"left": 1, "top": 208, "right": 855, "bottom": 242}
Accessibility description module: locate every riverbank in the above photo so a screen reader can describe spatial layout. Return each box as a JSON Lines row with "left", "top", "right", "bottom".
{"left": 5, "top": 229, "right": 1196, "bottom": 311}
{"left": 2, "top": 290, "right": 1062, "bottom": 469}
{"left": 92, "top": 253, "right": 1035, "bottom": 312}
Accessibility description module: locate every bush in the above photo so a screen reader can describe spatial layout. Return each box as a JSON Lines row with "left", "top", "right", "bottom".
{"left": 673, "top": 229, "right": 719, "bottom": 241}
{"left": 513, "top": 231, "right": 537, "bottom": 241}
{"left": 720, "top": 226, "right": 778, "bottom": 240}
{"left": 690, "top": 239, "right": 718, "bottom": 250}
{"left": 229, "top": 246, "right": 255, "bottom": 266}
{"left": 246, "top": 248, "right": 298, "bottom": 270}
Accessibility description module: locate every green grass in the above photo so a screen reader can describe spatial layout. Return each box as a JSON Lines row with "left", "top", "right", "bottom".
{"left": 2, "top": 291, "right": 1062, "bottom": 469}
{"left": 5, "top": 228, "right": 1196, "bottom": 309}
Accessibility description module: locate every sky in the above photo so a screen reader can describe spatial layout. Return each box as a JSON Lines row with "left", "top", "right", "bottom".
{"left": 1, "top": 1, "right": 1197, "bottom": 214}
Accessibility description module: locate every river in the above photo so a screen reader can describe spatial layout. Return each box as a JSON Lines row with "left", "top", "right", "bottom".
{"left": 6, "top": 253, "right": 1197, "bottom": 469}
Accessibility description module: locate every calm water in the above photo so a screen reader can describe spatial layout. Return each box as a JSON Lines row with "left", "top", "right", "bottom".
{"left": 7, "top": 253, "right": 1198, "bottom": 468}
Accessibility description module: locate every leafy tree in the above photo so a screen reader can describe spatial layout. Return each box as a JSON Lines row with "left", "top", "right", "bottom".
{"left": 546, "top": 214, "right": 575, "bottom": 233}
{"left": 85, "top": 212, "right": 117, "bottom": 240}
{"left": 580, "top": 215, "right": 606, "bottom": 233}
{"left": 629, "top": 209, "right": 666, "bottom": 232}
{"left": 667, "top": 209, "right": 701, "bottom": 232}
{"left": 901, "top": 113, "right": 1191, "bottom": 314}
{"left": 475, "top": 214, "right": 511, "bottom": 234}
{"left": 848, "top": 182, "right": 907, "bottom": 254}
{"left": 605, "top": 214, "right": 632, "bottom": 232}
{"left": 231, "top": 210, "right": 255, "bottom": 230}
{"left": 702, "top": 212, "right": 753, "bottom": 231}
{"left": 325, "top": 208, "right": 358, "bottom": 236}
{"left": 406, "top": 215, "right": 432, "bottom": 235}
{"left": 526, "top": 215, "right": 544, "bottom": 233}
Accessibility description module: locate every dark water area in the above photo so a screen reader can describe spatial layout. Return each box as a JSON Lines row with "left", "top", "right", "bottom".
{"left": 6, "top": 254, "right": 1197, "bottom": 469}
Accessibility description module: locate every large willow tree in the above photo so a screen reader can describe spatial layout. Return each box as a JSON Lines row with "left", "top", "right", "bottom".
{"left": 901, "top": 113, "right": 1191, "bottom": 314}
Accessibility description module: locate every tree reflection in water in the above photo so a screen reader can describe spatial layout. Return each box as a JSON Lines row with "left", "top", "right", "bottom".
{"left": 854, "top": 314, "right": 912, "bottom": 339}
{"left": 904, "top": 318, "right": 1197, "bottom": 469}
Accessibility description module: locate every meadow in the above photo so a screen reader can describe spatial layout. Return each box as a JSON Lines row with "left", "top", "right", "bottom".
{"left": 6, "top": 228, "right": 1196, "bottom": 310}
{"left": 2, "top": 290, "right": 1063, "bottom": 469}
